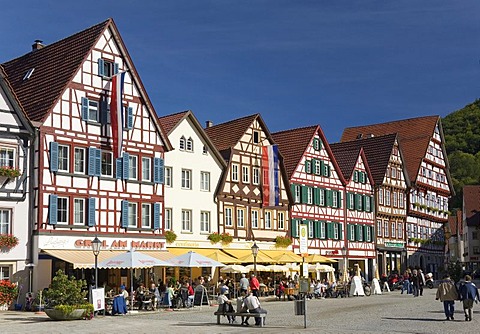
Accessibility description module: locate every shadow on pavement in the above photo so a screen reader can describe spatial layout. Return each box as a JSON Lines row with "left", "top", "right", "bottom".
{"left": 382, "top": 317, "right": 445, "bottom": 322}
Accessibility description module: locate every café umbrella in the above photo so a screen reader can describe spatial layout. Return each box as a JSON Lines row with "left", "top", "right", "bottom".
{"left": 97, "top": 250, "right": 171, "bottom": 308}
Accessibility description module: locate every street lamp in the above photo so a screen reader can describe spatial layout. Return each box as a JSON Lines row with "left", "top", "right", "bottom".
{"left": 341, "top": 246, "right": 348, "bottom": 283}
{"left": 25, "top": 263, "right": 35, "bottom": 292}
{"left": 91, "top": 236, "right": 102, "bottom": 289}
{"left": 251, "top": 242, "right": 259, "bottom": 277}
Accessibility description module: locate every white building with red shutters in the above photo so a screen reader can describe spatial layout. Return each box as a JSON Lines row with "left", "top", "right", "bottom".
{"left": 1, "top": 19, "right": 172, "bottom": 291}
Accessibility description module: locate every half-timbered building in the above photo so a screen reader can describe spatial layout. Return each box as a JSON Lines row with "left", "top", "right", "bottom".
{"left": 272, "top": 126, "right": 346, "bottom": 265}
{"left": 341, "top": 116, "right": 453, "bottom": 275}
{"left": 204, "top": 114, "right": 292, "bottom": 256}
{"left": 2, "top": 19, "right": 172, "bottom": 291}
{"left": 334, "top": 134, "right": 409, "bottom": 276}
{"left": 330, "top": 143, "right": 376, "bottom": 279}
{"left": 158, "top": 111, "right": 226, "bottom": 256}
{"left": 0, "top": 67, "right": 35, "bottom": 285}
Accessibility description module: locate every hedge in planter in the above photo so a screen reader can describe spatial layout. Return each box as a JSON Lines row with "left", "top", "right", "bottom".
{"left": 44, "top": 270, "right": 93, "bottom": 320}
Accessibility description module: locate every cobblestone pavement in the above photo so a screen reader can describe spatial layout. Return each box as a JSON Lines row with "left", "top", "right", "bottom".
{"left": 1, "top": 289, "right": 478, "bottom": 334}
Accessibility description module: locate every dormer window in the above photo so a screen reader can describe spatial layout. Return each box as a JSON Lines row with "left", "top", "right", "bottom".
{"left": 98, "top": 59, "right": 119, "bottom": 78}
{"left": 179, "top": 136, "right": 186, "bottom": 150}
{"left": 253, "top": 131, "right": 260, "bottom": 144}
{"left": 186, "top": 138, "right": 194, "bottom": 152}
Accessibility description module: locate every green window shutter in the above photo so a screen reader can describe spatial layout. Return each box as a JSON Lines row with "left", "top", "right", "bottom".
{"left": 355, "top": 194, "right": 361, "bottom": 211}
{"left": 319, "top": 140, "right": 323, "bottom": 150}
{"left": 355, "top": 225, "right": 360, "bottom": 241}
{"left": 313, "top": 188, "right": 320, "bottom": 205}
{"left": 353, "top": 170, "right": 358, "bottom": 182}
{"left": 319, "top": 160, "right": 325, "bottom": 176}
{"left": 370, "top": 226, "right": 375, "bottom": 242}
{"left": 363, "top": 225, "right": 369, "bottom": 241}
{"left": 313, "top": 221, "right": 319, "bottom": 238}
{"left": 363, "top": 195, "right": 368, "bottom": 212}
{"left": 301, "top": 186, "right": 309, "bottom": 204}
{"left": 346, "top": 192, "right": 351, "bottom": 209}
{"left": 337, "top": 223, "right": 342, "bottom": 240}
{"left": 326, "top": 189, "right": 333, "bottom": 207}
{"left": 337, "top": 191, "right": 342, "bottom": 208}
{"left": 313, "top": 138, "right": 319, "bottom": 150}
{"left": 326, "top": 222, "right": 333, "bottom": 239}
{"left": 305, "top": 160, "right": 312, "bottom": 174}
{"left": 347, "top": 224, "right": 352, "bottom": 241}
{"left": 369, "top": 196, "right": 374, "bottom": 212}
{"left": 290, "top": 184, "right": 296, "bottom": 199}
{"left": 290, "top": 219, "right": 298, "bottom": 238}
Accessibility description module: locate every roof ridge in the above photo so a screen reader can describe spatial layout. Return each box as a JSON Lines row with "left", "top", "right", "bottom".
{"left": 206, "top": 113, "right": 258, "bottom": 129}
{"left": 158, "top": 110, "right": 190, "bottom": 120}
{"left": 344, "top": 115, "right": 439, "bottom": 131}
{"left": 272, "top": 124, "right": 318, "bottom": 135}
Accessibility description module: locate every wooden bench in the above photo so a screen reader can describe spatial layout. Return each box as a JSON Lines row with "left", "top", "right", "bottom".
{"left": 214, "top": 311, "right": 266, "bottom": 327}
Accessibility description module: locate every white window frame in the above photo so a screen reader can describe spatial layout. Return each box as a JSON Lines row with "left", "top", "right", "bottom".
{"left": 237, "top": 208, "right": 245, "bottom": 228}
{"left": 393, "top": 191, "right": 398, "bottom": 208}
{"left": 365, "top": 196, "right": 371, "bottom": 212}
{"left": 87, "top": 100, "right": 99, "bottom": 122}
{"left": 383, "top": 221, "right": 389, "bottom": 237}
{"left": 0, "top": 209, "right": 11, "bottom": 234}
{"left": 399, "top": 192, "right": 404, "bottom": 208}
{"left": 74, "top": 147, "right": 85, "bottom": 174}
{"left": 179, "top": 136, "right": 186, "bottom": 151}
{"left": 165, "top": 208, "right": 172, "bottom": 230}
{"left": 314, "top": 160, "right": 321, "bottom": 175}
{"left": 397, "top": 223, "right": 403, "bottom": 239}
{"left": 278, "top": 212, "right": 285, "bottom": 230}
{"left": 142, "top": 203, "right": 151, "bottom": 228}
{"left": 333, "top": 223, "right": 339, "bottom": 239}
{"left": 366, "top": 225, "right": 371, "bottom": 241}
{"left": 349, "top": 225, "right": 355, "bottom": 240}
{"left": 251, "top": 210, "right": 259, "bottom": 228}
{"left": 319, "top": 221, "right": 326, "bottom": 239}
{"left": 391, "top": 222, "right": 396, "bottom": 238}
{"left": 379, "top": 188, "right": 384, "bottom": 205}
{"left": 242, "top": 166, "right": 250, "bottom": 183}
{"left": 225, "top": 207, "right": 233, "bottom": 227}
{"left": 128, "top": 202, "right": 137, "bottom": 228}
{"left": 332, "top": 191, "right": 338, "bottom": 208}
{"left": 348, "top": 193, "right": 354, "bottom": 210}
{"left": 181, "top": 169, "right": 192, "bottom": 189}
{"left": 200, "top": 211, "right": 210, "bottom": 233}
{"left": 0, "top": 147, "right": 15, "bottom": 168}
{"left": 101, "top": 151, "right": 113, "bottom": 177}
{"left": 129, "top": 155, "right": 138, "bottom": 180}
{"left": 252, "top": 167, "right": 260, "bottom": 185}
{"left": 58, "top": 144, "right": 70, "bottom": 172}
{"left": 385, "top": 190, "right": 391, "bottom": 206}
{"left": 200, "top": 171, "right": 210, "bottom": 191}
{"left": 186, "top": 138, "right": 194, "bottom": 152}
{"left": 231, "top": 164, "right": 239, "bottom": 182}
{"left": 265, "top": 211, "right": 272, "bottom": 229}
{"left": 73, "top": 198, "right": 85, "bottom": 226}
{"left": 57, "top": 197, "right": 69, "bottom": 224}
{"left": 181, "top": 209, "right": 192, "bottom": 232}
{"left": 294, "top": 185, "right": 301, "bottom": 203}
{"left": 377, "top": 220, "right": 382, "bottom": 237}
{"left": 307, "top": 187, "right": 313, "bottom": 204}
{"left": 142, "top": 157, "right": 151, "bottom": 182}
{"left": 308, "top": 220, "right": 314, "bottom": 238}
{"left": 0, "top": 266, "right": 11, "bottom": 280}
{"left": 165, "top": 167, "right": 172, "bottom": 187}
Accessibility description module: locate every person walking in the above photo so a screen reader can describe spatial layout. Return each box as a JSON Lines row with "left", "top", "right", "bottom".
{"left": 418, "top": 269, "right": 426, "bottom": 296}
{"left": 459, "top": 275, "right": 480, "bottom": 321}
{"left": 436, "top": 274, "right": 459, "bottom": 320}
{"left": 239, "top": 274, "right": 249, "bottom": 295}
{"left": 250, "top": 274, "right": 260, "bottom": 297}
{"left": 411, "top": 270, "right": 420, "bottom": 297}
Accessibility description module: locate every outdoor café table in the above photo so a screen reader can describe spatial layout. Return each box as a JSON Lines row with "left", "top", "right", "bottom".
{"left": 112, "top": 296, "right": 127, "bottom": 315}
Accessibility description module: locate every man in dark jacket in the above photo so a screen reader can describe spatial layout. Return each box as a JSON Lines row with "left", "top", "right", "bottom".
{"left": 459, "top": 275, "right": 480, "bottom": 321}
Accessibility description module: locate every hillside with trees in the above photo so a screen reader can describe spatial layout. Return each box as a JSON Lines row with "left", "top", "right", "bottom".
{"left": 443, "top": 99, "right": 480, "bottom": 210}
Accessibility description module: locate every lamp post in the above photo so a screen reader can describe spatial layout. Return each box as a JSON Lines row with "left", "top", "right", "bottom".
{"left": 91, "top": 236, "right": 102, "bottom": 289}
{"left": 251, "top": 242, "right": 259, "bottom": 277}
{"left": 341, "top": 246, "right": 348, "bottom": 283}
{"left": 26, "top": 263, "right": 35, "bottom": 292}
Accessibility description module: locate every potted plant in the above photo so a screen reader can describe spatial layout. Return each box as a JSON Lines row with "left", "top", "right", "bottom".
{"left": 0, "top": 166, "right": 21, "bottom": 178}
{"left": 0, "top": 280, "right": 18, "bottom": 311}
{"left": 43, "top": 269, "right": 93, "bottom": 320}
{"left": 207, "top": 232, "right": 221, "bottom": 244}
{"left": 165, "top": 230, "right": 177, "bottom": 244}
{"left": 274, "top": 235, "right": 292, "bottom": 248}
{"left": 0, "top": 234, "right": 19, "bottom": 249}
{"left": 220, "top": 232, "right": 233, "bottom": 245}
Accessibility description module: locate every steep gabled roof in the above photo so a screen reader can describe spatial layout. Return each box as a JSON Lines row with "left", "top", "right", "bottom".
{"left": 1, "top": 20, "right": 110, "bottom": 122}
{"left": 271, "top": 125, "right": 317, "bottom": 178}
{"left": 340, "top": 116, "right": 440, "bottom": 184}
{"left": 158, "top": 110, "right": 226, "bottom": 168}
{"left": 463, "top": 185, "right": 480, "bottom": 227}
{"left": 329, "top": 144, "right": 362, "bottom": 181}
{"left": 331, "top": 133, "right": 407, "bottom": 187}
{"left": 158, "top": 111, "right": 189, "bottom": 134}
{"left": 204, "top": 114, "right": 259, "bottom": 153}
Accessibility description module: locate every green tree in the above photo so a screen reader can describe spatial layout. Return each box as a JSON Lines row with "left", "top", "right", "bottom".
{"left": 44, "top": 269, "right": 87, "bottom": 307}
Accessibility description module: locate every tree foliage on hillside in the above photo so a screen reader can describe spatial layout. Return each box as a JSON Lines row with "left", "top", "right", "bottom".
{"left": 443, "top": 100, "right": 480, "bottom": 209}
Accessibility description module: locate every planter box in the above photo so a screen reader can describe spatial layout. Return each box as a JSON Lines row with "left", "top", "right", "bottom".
{"left": 45, "top": 308, "right": 85, "bottom": 321}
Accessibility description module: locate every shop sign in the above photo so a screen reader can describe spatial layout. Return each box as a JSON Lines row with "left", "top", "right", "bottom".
{"left": 385, "top": 242, "right": 404, "bottom": 248}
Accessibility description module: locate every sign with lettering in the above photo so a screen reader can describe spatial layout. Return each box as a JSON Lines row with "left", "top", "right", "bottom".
{"left": 299, "top": 224, "right": 308, "bottom": 256}
{"left": 38, "top": 235, "right": 166, "bottom": 250}
{"left": 384, "top": 242, "right": 405, "bottom": 248}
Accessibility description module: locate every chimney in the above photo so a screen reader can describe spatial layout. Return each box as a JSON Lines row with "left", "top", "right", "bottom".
{"left": 205, "top": 120, "right": 213, "bottom": 128}
{"left": 32, "top": 40, "right": 45, "bottom": 51}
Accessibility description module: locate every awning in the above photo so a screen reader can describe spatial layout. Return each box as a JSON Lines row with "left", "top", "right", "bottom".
{"left": 166, "top": 248, "right": 241, "bottom": 264}
{"left": 304, "top": 253, "right": 337, "bottom": 264}
{"left": 42, "top": 249, "right": 173, "bottom": 269}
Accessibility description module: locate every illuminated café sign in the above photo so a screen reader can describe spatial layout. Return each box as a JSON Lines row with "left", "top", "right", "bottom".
{"left": 74, "top": 239, "right": 164, "bottom": 250}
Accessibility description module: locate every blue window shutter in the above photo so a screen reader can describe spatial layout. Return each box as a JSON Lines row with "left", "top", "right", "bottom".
{"left": 116, "top": 158, "right": 123, "bottom": 179}
{"left": 88, "top": 198, "right": 96, "bottom": 227}
{"left": 123, "top": 153, "right": 130, "bottom": 180}
{"left": 126, "top": 107, "right": 133, "bottom": 129}
{"left": 98, "top": 59, "right": 105, "bottom": 76}
{"left": 50, "top": 142, "right": 58, "bottom": 172}
{"left": 101, "top": 100, "right": 111, "bottom": 124}
{"left": 81, "top": 97, "right": 89, "bottom": 121}
{"left": 153, "top": 202, "right": 161, "bottom": 230}
{"left": 95, "top": 148, "right": 101, "bottom": 176}
{"left": 49, "top": 195, "right": 58, "bottom": 225}
{"left": 114, "top": 63, "right": 119, "bottom": 75}
{"left": 121, "top": 200, "right": 129, "bottom": 228}
{"left": 158, "top": 158, "right": 164, "bottom": 184}
{"left": 88, "top": 147, "right": 96, "bottom": 176}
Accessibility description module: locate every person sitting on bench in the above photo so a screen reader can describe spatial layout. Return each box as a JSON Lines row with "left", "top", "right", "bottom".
{"left": 242, "top": 291, "right": 267, "bottom": 326}
{"left": 217, "top": 286, "right": 236, "bottom": 323}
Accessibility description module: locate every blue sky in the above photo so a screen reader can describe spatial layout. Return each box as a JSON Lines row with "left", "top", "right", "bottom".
{"left": 1, "top": 1, "right": 479, "bottom": 142}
